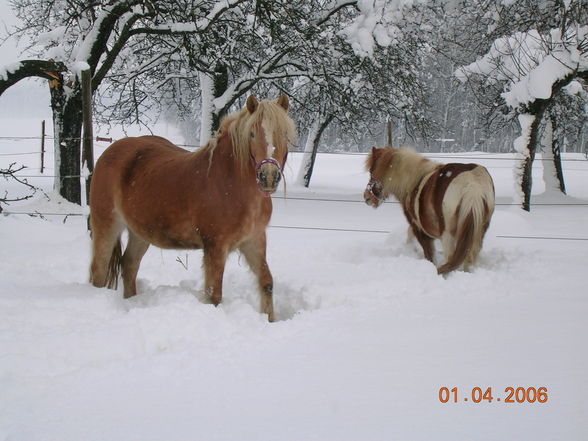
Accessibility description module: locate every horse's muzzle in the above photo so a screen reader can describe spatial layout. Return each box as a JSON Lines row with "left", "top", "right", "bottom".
{"left": 256, "top": 158, "right": 282, "bottom": 195}
{"left": 364, "top": 182, "right": 383, "bottom": 208}
{"left": 364, "top": 189, "right": 380, "bottom": 208}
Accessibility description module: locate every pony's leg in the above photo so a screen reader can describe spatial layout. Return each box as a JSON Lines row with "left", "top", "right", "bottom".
{"left": 412, "top": 227, "right": 435, "bottom": 264}
{"left": 440, "top": 233, "right": 457, "bottom": 270}
{"left": 90, "top": 216, "right": 124, "bottom": 288}
{"left": 203, "top": 243, "right": 228, "bottom": 307}
{"left": 121, "top": 230, "right": 150, "bottom": 298}
{"left": 239, "top": 232, "right": 274, "bottom": 322}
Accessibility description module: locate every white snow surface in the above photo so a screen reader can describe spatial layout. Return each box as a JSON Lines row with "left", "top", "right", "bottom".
{"left": 1, "top": 118, "right": 588, "bottom": 440}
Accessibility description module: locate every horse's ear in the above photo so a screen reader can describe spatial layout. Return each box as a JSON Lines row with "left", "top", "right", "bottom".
{"left": 246, "top": 95, "right": 258, "bottom": 114}
{"left": 277, "top": 94, "right": 289, "bottom": 112}
{"left": 371, "top": 146, "right": 377, "bottom": 154}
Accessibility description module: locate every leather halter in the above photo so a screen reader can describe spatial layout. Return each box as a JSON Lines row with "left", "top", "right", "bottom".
{"left": 254, "top": 157, "right": 282, "bottom": 196}
{"left": 366, "top": 178, "right": 384, "bottom": 201}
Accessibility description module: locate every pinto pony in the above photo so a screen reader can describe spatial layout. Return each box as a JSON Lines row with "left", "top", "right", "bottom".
{"left": 364, "top": 146, "right": 495, "bottom": 275}
{"left": 89, "top": 94, "right": 295, "bottom": 322}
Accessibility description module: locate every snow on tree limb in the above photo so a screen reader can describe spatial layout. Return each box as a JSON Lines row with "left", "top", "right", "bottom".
{"left": 339, "top": 0, "right": 431, "bottom": 57}
{"left": 0, "top": 60, "right": 67, "bottom": 96}
{"left": 458, "top": 25, "right": 588, "bottom": 109}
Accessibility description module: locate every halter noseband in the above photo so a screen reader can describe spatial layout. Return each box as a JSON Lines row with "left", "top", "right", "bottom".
{"left": 255, "top": 157, "right": 281, "bottom": 174}
{"left": 255, "top": 157, "right": 282, "bottom": 196}
{"left": 366, "top": 178, "right": 384, "bottom": 201}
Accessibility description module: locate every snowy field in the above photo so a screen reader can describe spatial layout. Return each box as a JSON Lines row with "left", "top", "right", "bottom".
{"left": 1, "top": 112, "right": 588, "bottom": 441}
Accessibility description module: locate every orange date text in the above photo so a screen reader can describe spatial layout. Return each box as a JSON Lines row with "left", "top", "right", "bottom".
{"left": 438, "top": 387, "right": 548, "bottom": 404}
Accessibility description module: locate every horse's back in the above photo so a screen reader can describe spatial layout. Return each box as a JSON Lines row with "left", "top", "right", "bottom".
{"left": 444, "top": 163, "right": 495, "bottom": 208}
{"left": 414, "top": 163, "right": 494, "bottom": 238}
{"left": 93, "top": 135, "right": 188, "bottom": 183}
{"left": 90, "top": 136, "right": 190, "bottom": 218}
{"left": 95, "top": 136, "right": 186, "bottom": 170}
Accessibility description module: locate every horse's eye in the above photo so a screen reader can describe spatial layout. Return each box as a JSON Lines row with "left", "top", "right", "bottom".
{"left": 250, "top": 131, "right": 255, "bottom": 138}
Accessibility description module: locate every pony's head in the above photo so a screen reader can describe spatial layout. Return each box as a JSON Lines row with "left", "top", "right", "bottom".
{"left": 364, "top": 146, "right": 395, "bottom": 208}
{"left": 228, "top": 94, "right": 295, "bottom": 195}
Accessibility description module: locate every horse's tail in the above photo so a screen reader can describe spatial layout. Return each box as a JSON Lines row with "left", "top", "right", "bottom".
{"left": 437, "top": 185, "right": 493, "bottom": 275}
{"left": 90, "top": 237, "right": 122, "bottom": 290}
{"left": 105, "top": 238, "right": 123, "bottom": 290}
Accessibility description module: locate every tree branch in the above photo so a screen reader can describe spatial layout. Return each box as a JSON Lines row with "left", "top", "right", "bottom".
{"left": 0, "top": 60, "right": 67, "bottom": 96}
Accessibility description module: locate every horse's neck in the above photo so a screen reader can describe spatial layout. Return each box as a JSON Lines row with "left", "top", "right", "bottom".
{"left": 388, "top": 152, "right": 438, "bottom": 202}
{"left": 198, "top": 133, "right": 253, "bottom": 178}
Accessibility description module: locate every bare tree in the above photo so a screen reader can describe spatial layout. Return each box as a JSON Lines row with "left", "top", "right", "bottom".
{"left": 0, "top": 163, "right": 39, "bottom": 209}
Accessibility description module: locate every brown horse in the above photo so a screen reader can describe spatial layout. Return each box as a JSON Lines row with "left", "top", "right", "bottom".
{"left": 89, "top": 94, "right": 295, "bottom": 322}
{"left": 364, "top": 146, "right": 495, "bottom": 275}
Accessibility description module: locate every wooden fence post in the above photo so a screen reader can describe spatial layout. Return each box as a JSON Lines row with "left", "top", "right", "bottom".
{"left": 81, "top": 69, "right": 94, "bottom": 229}
{"left": 386, "top": 120, "right": 393, "bottom": 147}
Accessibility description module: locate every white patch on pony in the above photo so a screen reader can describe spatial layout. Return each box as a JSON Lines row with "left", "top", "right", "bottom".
{"left": 446, "top": 171, "right": 452, "bottom": 178}
{"left": 261, "top": 120, "right": 275, "bottom": 157}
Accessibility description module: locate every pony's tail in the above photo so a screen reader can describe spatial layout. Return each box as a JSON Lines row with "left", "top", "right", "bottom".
{"left": 437, "top": 197, "right": 490, "bottom": 275}
{"left": 105, "top": 238, "right": 123, "bottom": 290}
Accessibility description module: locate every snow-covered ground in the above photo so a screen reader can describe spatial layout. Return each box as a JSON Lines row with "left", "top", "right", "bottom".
{"left": 1, "top": 113, "right": 588, "bottom": 441}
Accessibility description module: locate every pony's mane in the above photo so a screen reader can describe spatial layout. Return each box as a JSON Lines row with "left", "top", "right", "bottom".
{"left": 367, "top": 146, "right": 438, "bottom": 201}
{"left": 227, "top": 99, "right": 296, "bottom": 165}
{"left": 198, "top": 98, "right": 295, "bottom": 172}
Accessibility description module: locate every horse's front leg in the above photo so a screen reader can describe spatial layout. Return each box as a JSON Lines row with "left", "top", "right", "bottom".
{"left": 239, "top": 232, "right": 274, "bottom": 322}
{"left": 203, "top": 243, "right": 228, "bottom": 306}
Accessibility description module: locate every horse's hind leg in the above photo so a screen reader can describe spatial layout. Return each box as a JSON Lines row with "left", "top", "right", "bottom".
{"left": 440, "top": 233, "right": 457, "bottom": 269}
{"left": 412, "top": 227, "right": 435, "bottom": 264}
{"left": 121, "top": 230, "right": 150, "bottom": 298}
{"left": 239, "top": 232, "right": 274, "bottom": 322}
{"left": 90, "top": 215, "right": 124, "bottom": 289}
{"left": 203, "top": 242, "right": 228, "bottom": 307}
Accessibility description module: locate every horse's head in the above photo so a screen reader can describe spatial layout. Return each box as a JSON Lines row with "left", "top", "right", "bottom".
{"left": 364, "top": 146, "right": 393, "bottom": 208}
{"left": 244, "top": 94, "right": 294, "bottom": 196}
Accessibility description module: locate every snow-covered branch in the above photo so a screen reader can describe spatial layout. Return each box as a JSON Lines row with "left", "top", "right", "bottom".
{"left": 0, "top": 60, "right": 67, "bottom": 96}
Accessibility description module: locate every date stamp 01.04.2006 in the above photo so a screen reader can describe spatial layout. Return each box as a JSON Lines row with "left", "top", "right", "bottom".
{"left": 438, "top": 387, "right": 549, "bottom": 404}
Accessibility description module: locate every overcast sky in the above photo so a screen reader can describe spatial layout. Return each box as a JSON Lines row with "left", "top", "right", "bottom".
{"left": 0, "top": 0, "right": 19, "bottom": 61}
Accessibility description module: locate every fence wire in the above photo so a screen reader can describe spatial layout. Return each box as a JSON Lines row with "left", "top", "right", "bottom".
{"left": 2, "top": 210, "right": 588, "bottom": 242}
{"left": 2, "top": 135, "right": 588, "bottom": 162}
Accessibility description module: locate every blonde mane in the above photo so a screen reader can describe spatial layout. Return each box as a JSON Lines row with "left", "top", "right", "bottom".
{"left": 228, "top": 99, "right": 296, "bottom": 165}
{"left": 370, "top": 147, "right": 438, "bottom": 202}
{"left": 198, "top": 98, "right": 295, "bottom": 172}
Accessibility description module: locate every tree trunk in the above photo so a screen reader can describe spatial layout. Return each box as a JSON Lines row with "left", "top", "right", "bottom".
{"left": 550, "top": 113, "right": 566, "bottom": 194}
{"left": 299, "top": 113, "right": 334, "bottom": 188}
{"left": 0, "top": 59, "right": 83, "bottom": 204}
{"left": 296, "top": 119, "right": 320, "bottom": 186}
{"left": 198, "top": 72, "right": 214, "bottom": 147}
{"left": 520, "top": 114, "right": 541, "bottom": 211}
{"left": 519, "top": 74, "right": 580, "bottom": 209}
{"left": 211, "top": 63, "right": 229, "bottom": 132}
{"left": 199, "top": 63, "right": 229, "bottom": 145}
{"left": 51, "top": 82, "right": 83, "bottom": 204}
